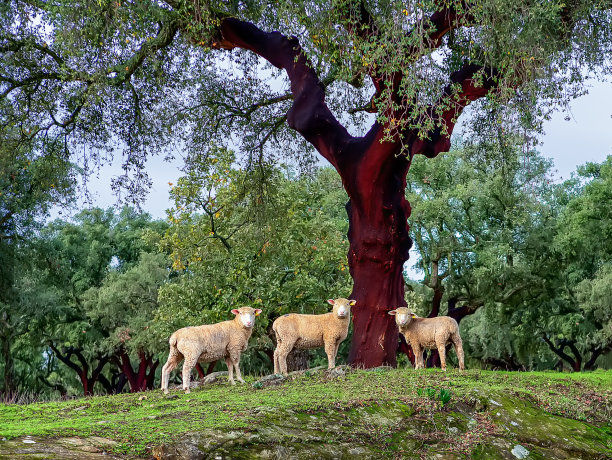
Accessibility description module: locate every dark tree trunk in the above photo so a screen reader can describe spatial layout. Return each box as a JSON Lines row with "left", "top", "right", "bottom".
{"left": 397, "top": 333, "right": 416, "bottom": 367}
{"left": 1, "top": 331, "right": 15, "bottom": 393}
{"left": 346, "top": 154, "right": 412, "bottom": 368}
{"left": 484, "top": 356, "right": 526, "bottom": 371}
{"left": 542, "top": 337, "right": 582, "bottom": 372}
{"left": 583, "top": 345, "right": 610, "bottom": 371}
{"left": 118, "top": 350, "right": 160, "bottom": 392}
{"left": 49, "top": 343, "right": 109, "bottom": 396}
{"left": 287, "top": 350, "right": 310, "bottom": 371}
{"left": 447, "top": 298, "right": 481, "bottom": 325}
{"left": 428, "top": 285, "right": 444, "bottom": 318}
{"left": 195, "top": 361, "right": 217, "bottom": 379}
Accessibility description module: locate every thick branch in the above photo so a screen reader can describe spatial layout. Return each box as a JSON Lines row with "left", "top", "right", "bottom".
{"left": 209, "top": 18, "right": 353, "bottom": 170}
{"left": 542, "top": 336, "right": 579, "bottom": 371}
{"left": 410, "top": 64, "right": 499, "bottom": 158}
{"left": 405, "top": 1, "right": 474, "bottom": 59}
{"left": 108, "top": 19, "right": 180, "bottom": 86}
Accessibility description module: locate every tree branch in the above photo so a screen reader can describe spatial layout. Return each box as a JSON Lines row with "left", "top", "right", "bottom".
{"left": 208, "top": 17, "right": 353, "bottom": 171}
{"left": 409, "top": 64, "right": 499, "bottom": 158}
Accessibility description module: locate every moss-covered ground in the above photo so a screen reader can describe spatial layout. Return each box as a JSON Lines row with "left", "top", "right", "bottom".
{"left": 0, "top": 368, "right": 611, "bottom": 458}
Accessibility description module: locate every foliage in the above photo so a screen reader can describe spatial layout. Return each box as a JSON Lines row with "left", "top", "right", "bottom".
{"left": 406, "top": 147, "right": 612, "bottom": 371}
{"left": 20, "top": 207, "right": 168, "bottom": 396}
{"left": 0, "top": 125, "right": 78, "bottom": 393}
{"left": 83, "top": 252, "right": 170, "bottom": 357}
{"left": 417, "top": 387, "right": 452, "bottom": 406}
{"left": 156, "top": 152, "right": 351, "bottom": 373}
{"left": 2, "top": 0, "right": 612, "bottom": 192}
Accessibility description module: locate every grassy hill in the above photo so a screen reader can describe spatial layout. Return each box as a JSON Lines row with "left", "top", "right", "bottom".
{"left": 1, "top": 368, "right": 611, "bottom": 459}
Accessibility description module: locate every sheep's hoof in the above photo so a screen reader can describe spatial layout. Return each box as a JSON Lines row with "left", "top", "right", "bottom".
{"left": 230, "top": 380, "right": 236, "bottom": 386}
{"left": 237, "top": 378, "right": 246, "bottom": 384}
{"left": 163, "top": 389, "right": 169, "bottom": 395}
{"left": 184, "top": 388, "right": 191, "bottom": 394}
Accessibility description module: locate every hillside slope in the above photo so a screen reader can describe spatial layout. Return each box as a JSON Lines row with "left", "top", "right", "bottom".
{"left": 1, "top": 368, "right": 611, "bottom": 459}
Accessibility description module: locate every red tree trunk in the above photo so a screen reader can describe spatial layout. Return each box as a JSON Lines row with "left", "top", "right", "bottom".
{"left": 346, "top": 154, "right": 413, "bottom": 367}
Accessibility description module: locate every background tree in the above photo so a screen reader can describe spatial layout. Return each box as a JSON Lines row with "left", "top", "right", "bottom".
{"left": 3, "top": 0, "right": 612, "bottom": 366}
{"left": 406, "top": 149, "right": 612, "bottom": 371}
{"left": 0, "top": 126, "right": 77, "bottom": 394}
{"left": 405, "top": 139, "right": 558, "bottom": 367}
{"left": 539, "top": 157, "right": 612, "bottom": 370}
{"left": 84, "top": 252, "right": 169, "bottom": 392}
{"left": 34, "top": 207, "right": 167, "bottom": 395}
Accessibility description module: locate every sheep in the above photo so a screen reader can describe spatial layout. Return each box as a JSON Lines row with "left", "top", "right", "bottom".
{"left": 272, "top": 298, "right": 356, "bottom": 375}
{"left": 161, "top": 306, "right": 262, "bottom": 394}
{"left": 388, "top": 307, "right": 464, "bottom": 371}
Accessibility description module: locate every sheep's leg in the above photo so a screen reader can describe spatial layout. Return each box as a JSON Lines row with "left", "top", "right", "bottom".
{"left": 412, "top": 344, "right": 423, "bottom": 369}
{"left": 273, "top": 336, "right": 281, "bottom": 375}
{"left": 181, "top": 354, "right": 198, "bottom": 394}
{"left": 161, "top": 349, "right": 182, "bottom": 394}
{"left": 453, "top": 334, "right": 465, "bottom": 371}
{"left": 324, "top": 340, "right": 339, "bottom": 369}
{"left": 437, "top": 342, "right": 447, "bottom": 371}
{"left": 232, "top": 352, "right": 245, "bottom": 384}
{"left": 276, "top": 343, "right": 293, "bottom": 376}
{"left": 225, "top": 357, "right": 236, "bottom": 385}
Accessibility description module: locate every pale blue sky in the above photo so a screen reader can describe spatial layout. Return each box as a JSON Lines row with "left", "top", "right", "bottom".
{"left": 67, "top": 80, "right": 612, "bottom": 220}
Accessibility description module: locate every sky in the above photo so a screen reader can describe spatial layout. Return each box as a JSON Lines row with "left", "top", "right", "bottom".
{"left": 63, "top": 80, "right": 612, "bottom": 221}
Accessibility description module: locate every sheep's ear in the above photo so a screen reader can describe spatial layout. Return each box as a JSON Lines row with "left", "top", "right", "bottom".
{"left": 254, "top": 309, "right": 262, "bottom": 316}
{"left": 327, "top": 299, "right": 335, "bottom": 305}
{"left": 349, "top": 300, "right": 356, "bottom": 306}
{"left": 388, "top": 310, "right": 397, "bottom": 316}
{"left": 231, "top": 309, "right": 240, "bottom": 315}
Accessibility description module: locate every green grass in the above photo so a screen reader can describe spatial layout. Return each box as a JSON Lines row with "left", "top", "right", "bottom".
{"left": 1, "top": 368, "right": 611, "bottom": 457}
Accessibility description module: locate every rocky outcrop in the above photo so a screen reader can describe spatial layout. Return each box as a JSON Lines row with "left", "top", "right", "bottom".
{"left": 151, "top": 390, "right": 612, "bottom": 459}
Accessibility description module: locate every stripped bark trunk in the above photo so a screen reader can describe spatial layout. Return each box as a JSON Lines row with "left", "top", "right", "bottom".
{"left": 346, "top": 154, "right": 413, "bottom": 367}
{"left": 118, "top": 350, "right": 160, "bottom": 392}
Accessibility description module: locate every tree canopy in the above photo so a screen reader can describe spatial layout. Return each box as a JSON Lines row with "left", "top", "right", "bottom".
{"left": 3, "top": 0, "right": 612, "bottom": 180}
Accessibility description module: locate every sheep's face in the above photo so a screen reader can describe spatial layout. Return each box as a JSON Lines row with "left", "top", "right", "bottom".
{"left": 231, "top": 307, "right": 262, "bottom": 328}
{"left": 327, "top": 298, "right": 356, "bottom": 318}
{"left": 388, "top": 307, "right": 415, "bottom": 327}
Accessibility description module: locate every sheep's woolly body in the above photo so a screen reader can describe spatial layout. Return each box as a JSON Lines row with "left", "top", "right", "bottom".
{"left": 272, "top": 298, "right": 355, "bottom": 375}
{"left": 161, "top": 307, "right": 260, "bottom": 394}
{"left": 391, "top": 307, "right": 465, "bottom": 371}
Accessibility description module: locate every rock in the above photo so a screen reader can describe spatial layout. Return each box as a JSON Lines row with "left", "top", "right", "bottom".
{"left": 252, "top": 373, "right": 286, "bottom": 389}
{"left": 511, "top": 444, "right": 530, "bottom": 459}
{"left": 0, "top": 436, "right": 121, "bottom": 459}
{"left": 325, "top": 365, "right": 350, "bottom": 378}
{"left": 202, "top": 371, "right": 229, "bottom": 384}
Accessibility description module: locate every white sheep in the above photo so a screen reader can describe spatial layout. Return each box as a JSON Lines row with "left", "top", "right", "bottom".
{"left": 388, "top": 307, "right": 465, "bottom": 371}
{"left": 161, "top": 307, "right": 262, "bottom": 394}
{"left": 272, "top": 298, "right": 356, "bottom": 375}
